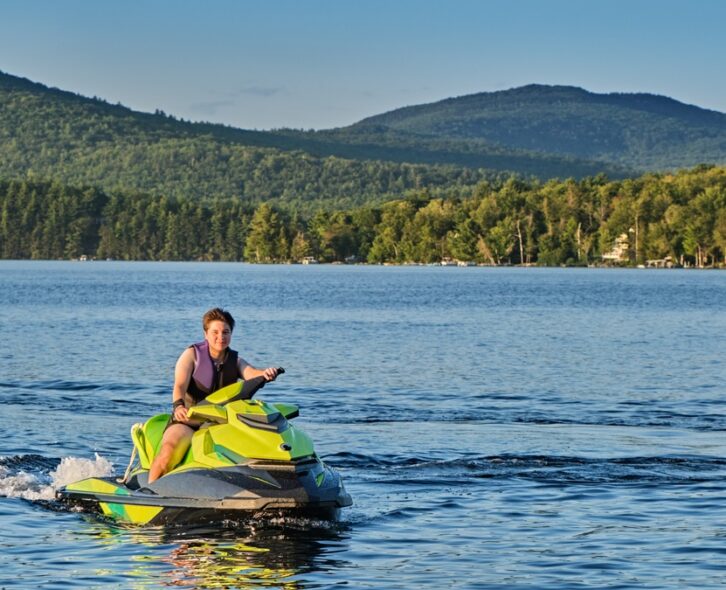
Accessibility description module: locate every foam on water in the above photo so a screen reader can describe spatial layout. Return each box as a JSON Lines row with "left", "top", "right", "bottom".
{"left": 0, "top": 466, "right": 53, "bottom": 501}
{"left": 0, "top": 453, "right": 114, "bottom": 501}
{"left": 52, "top": 453, "right": 115, "bottom": 487}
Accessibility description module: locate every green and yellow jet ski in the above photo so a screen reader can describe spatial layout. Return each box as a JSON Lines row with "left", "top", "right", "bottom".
{"left": 56, "top": 372, "right": 352, "bottom": 525}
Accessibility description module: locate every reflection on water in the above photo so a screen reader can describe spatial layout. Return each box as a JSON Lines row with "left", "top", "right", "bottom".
{"left": 161, "top": 542, "right": 292, "bottom": 588}
{"left": 72, "top": 515, "right": 351, "bottom": 589}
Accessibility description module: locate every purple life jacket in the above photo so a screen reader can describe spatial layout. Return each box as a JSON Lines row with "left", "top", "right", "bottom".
{"left": 187, "top": 340, "right": 240, "bottom": 402}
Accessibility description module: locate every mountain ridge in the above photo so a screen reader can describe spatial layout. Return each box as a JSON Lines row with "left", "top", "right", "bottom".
{"left": 1, "top": 69, "right": 633, "bottom": 173}
{"left": 0, "top": 70, "right": 724, "bottom": 210}
{"left": 345, "top": 84, "right": 726, "bottom": 169}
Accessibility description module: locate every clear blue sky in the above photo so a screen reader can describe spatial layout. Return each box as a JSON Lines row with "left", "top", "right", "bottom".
{"left": 1, "top": 0, "right": 724, "bottom": 130}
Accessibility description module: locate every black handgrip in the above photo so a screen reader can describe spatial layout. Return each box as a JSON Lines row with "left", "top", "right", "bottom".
{"left": 235, "top": 367, "right": 285, "bottom": 401}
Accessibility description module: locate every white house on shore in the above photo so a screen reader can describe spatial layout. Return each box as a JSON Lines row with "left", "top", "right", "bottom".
{"left": 602, "top": 232, "right": 630, "bottom": 263}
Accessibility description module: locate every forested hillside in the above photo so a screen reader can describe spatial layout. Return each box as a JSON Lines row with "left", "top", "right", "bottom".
{"left": 0, "top": 71, "right": 503, "bottom": 211}
{"left": 2, "top": 71, "right": 724, "bottom": 266}
{"left": 0, "top": 71, "right": 636, "bottom": 209}
{"left": 2, "top": 165, "right": 724, "bottom": 267}
{"left": 2, "top": 72, "right": 724, "bottom": 212}
{"left": 271, "top": 125, "right": 631, "bottom": 178}
{"left": 347, "top": 85, "right": 726, "bottom": 170}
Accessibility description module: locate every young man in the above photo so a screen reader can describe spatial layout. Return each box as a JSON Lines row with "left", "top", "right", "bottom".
{"left": 148, "top": 308, "right": 278, "bottom": 483}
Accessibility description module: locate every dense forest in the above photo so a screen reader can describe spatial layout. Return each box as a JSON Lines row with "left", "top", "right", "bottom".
{"left": 2, "top": 165, "right": 724, "bottom": 267}
{"left": 9, "top": 69, "right": 723, "bottom": 210}
{"left": 0, "top": 70, "right": 510, "bottom": 212}
{"left": 1, "top": 72, "right": 725, "bottom": 267}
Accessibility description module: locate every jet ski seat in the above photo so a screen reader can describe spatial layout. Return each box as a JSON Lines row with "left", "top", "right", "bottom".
{"left": 131, "top": 414, "right": 170, "bottom": 469}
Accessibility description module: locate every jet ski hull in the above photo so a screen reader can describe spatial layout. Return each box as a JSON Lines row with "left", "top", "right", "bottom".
{"left": 57, "top": 463, "right": 352, "bottom": 525}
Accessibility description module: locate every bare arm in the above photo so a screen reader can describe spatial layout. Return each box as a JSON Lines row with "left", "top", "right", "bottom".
{"left": 171, "top": 348, "right": 195, "bottom": 422}
{"left": 240, "top": 359, "right": 279, "bottom": 382}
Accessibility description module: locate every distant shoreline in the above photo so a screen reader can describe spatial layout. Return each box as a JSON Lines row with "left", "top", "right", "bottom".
{"left": 1, "top": 258, "right": 723, "bottom": 270}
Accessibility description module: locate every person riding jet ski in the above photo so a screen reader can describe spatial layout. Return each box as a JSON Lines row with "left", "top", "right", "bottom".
{"left": 149, "top": 307, "right": 279, "bottom": 483}
{"left": 56, "top": 307, "right": 352, "bottom": 524}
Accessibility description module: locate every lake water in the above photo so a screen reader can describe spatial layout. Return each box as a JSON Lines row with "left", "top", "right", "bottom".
{"left": 0, "top": 261, "right": 725, "bottom": 589}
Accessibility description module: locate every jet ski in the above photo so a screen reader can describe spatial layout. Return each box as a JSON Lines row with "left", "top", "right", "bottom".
{"left": 56, "top": 371, "right": 352, "bottom": 525}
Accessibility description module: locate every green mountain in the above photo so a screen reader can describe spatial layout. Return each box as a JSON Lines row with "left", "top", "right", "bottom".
{"left": 340, "top": 84, "right": 726, "bottom": 170}
{"left": 1, "top": 71, "right": 722, "bottom": 212}
{"left": 274, "top": 123, "right": 631, "bottom": 178}
{"left": 0, "top": 70, "right": 498, "bottom": 210}
{"left": 0, "top": 71, "right": 635, "bottom": 211}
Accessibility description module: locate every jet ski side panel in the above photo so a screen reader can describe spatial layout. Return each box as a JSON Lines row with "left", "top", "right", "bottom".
{"left": 58, "top": 477, "right": 164, "bottom": 524}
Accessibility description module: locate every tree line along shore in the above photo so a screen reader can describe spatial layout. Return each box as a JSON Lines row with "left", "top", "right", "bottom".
{"left": 1, "top": 164, "right": 724, "bottom": 267}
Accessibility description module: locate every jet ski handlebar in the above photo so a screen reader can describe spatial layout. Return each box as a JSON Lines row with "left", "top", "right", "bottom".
{"left": 231, "top": 366, "right": 285, "bottom": 401}
{"left": 196, "top": 367, "right": 285, "bottom": 407}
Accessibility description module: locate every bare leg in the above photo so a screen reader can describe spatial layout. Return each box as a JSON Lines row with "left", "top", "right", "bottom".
{"left": 148, "top": 423, "right": 194, "bottom": 483}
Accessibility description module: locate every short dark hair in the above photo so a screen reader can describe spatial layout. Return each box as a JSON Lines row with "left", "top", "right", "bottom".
{"left": 202, "top": 308, "right": 235, "bottom": 332}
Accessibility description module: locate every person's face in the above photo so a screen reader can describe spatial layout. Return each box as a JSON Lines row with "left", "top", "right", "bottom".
{"left": 205, "top": 320, "right": 232, "bottom": 354}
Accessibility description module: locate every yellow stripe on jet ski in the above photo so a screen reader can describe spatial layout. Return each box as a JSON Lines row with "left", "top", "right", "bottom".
{"left": 64, "top": 478, "right": 130, "bottom": 495}
{"left": 99, "top": 501, "right": 163, "bottom": 524}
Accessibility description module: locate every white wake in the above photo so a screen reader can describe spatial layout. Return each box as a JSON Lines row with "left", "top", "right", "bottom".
{"left": 0, "top": 454, "right": 114, "bottom": 501}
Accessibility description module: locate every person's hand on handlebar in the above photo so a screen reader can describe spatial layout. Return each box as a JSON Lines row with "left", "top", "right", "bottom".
{"left": 263, "top": 367, "right": 280, "bottom": 381}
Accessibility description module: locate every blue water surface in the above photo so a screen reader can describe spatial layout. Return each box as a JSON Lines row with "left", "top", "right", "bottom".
{"left": 0, "top": 261, "right": 724, "bottom": 589}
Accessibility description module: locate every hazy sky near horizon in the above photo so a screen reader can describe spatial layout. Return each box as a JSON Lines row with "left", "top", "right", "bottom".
{"left": 1, "top": 0, "right": 724, "bottom": 130}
